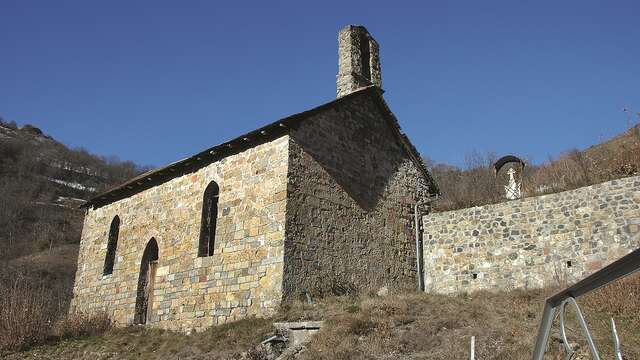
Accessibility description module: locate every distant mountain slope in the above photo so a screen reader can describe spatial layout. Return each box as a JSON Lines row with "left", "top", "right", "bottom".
{"left": 0, "top": 118, "right": 150, "bottom": 352}
{"left": 0, "top": 118, "right": 149, "bottom": 260}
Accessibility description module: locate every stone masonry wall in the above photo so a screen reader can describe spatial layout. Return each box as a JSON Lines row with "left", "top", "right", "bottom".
{"left": 422, "top": 176, "right": 640, "bottom": 294}
{"left": 71, "top": 136, "right": 289, "bottom": 332}
{"left": 283, "top": 92, "right": 431, "bottom": 300}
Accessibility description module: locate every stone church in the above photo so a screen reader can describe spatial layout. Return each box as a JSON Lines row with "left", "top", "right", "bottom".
{"left": 71, "top": 25, "right": 438, "bottom": 331}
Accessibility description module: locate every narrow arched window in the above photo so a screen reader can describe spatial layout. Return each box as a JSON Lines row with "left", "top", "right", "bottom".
{"left": 103, "top": 215, "right": 120, "bottom": 275}
{"left": 198, "top": 181, "right": 219, "bottom": 257}
{"left": 359, "top": 32, "right": 371, "bottom": 82}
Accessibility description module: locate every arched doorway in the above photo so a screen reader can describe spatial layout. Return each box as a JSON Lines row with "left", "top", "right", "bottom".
{"left": 134, "top": 238, "right": 159, "bottom": 325}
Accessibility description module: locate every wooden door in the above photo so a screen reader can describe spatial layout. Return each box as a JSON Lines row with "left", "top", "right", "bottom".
{"left": 144, "top": 260, "right": 157, "bottom": 323}
{"left": 135, "top": 238, "right": 159, "bottom": 325}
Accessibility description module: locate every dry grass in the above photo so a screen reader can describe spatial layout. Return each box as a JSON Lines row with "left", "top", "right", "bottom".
{"left": 3, "top": 267, "right": 638, "bottom": 359}
{"left": 578, "top": 272, "right": 640, "bottom": 359}
{"left": 53, "top": 312, "right": 112, "bottom": 340}
{"left": 0, "top": 279, "right": 56, "bottom": 351}
{"left": 3, "top": 260, "right": 633, "bottom": 359}
{"left": 0, "top": 245, "right": 79, "bottom": 352}
{"left": 291, "top": 290, "right": 545, "bottom": 360}
{"left": 5, "top": 317, "right": 274, "bottom": 360}
{"left": 285, "top": 274, "right": 640, "bottom": 360}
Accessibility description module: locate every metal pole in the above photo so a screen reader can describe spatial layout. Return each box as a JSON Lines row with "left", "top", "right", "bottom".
{"left": 470, "top": 336, "right": 475, "bottom": 360}
{"left": 532, "top": 249, "right": 640, "bottom": 359}
{"left": 611, "top": 318, "right": 623, "bottom": 360}
{"left": 559, "top": 297, "right": 601, "bottom": 360}
{"left": 532, "top": 303, "right": 556, "bottom": 360}
{"left": 414, "top": 204, "right": 424, "bottom": 291}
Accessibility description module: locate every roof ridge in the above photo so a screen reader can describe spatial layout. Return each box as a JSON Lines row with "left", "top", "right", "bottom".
{"left": 83, "top": 86, "right": 437, "bottom": 209}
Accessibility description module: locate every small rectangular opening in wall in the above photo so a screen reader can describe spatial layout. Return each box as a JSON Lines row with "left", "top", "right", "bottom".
{"left": 472, "top": 273, "right": 478, "bottom": 279}
{"left": 566, "top": 261, "right": 572, "bottom": 268}
{"left": 359, "top": 33, "right": 371, "bottom": 81}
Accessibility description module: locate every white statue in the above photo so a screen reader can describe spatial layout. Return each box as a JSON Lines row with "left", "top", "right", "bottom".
{"left": 504, "top": 168, "right": 521, "bottom": 199}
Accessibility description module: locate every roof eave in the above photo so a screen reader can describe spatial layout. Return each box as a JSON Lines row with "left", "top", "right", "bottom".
{"left": 81, "top": 87, "right": 380, "bottom": 209}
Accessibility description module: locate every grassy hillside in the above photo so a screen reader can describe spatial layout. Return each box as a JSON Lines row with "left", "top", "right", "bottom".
{"left": 428, "top": 123, "right": 640, "bottom": 212}
{"left": 0, "top": 118, "right": 149, "bottom": 353}
{"left": 1, "top": 117, "right": 638, "bottom": 359}
{"left": 0, "top": 119, "right": 149, "bottom": 260}
{"left": 4, "top": 272, "right": 639, "bottom": 359}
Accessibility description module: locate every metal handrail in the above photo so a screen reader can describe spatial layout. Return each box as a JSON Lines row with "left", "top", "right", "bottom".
{"left": 559, "top": 297, "right": 600, "bottom": 359}
{"left": 532, "top": 247, "right": 640, "bottom": 360}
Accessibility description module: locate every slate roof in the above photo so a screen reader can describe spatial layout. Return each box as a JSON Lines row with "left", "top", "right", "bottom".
{"left": 83, "top": 86, "right": 438, "bottom": 209}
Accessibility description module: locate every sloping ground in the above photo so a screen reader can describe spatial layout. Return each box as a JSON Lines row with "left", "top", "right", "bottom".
{"left": 0, "top": 120, "right": 150, "bottom": 353}
{"left": 430, "top": 124, "right": 640, "bottom": 212}
{"left": 6, "top": 272, "right": 639, "bottom": 360}
{"left": 8, "top": 244, "right": 79, "bottom": 279}
{"left": 0, "top": 120, "right": 148, "bottom": 260}
{"left": 2, "top": 245, "right": 79, "bottom": 306}
{"left": 583, "top": 124, "right": 640, "bottom": 162}
{"left": 1, "top": 121, "right": 637, "bottom": 360}
{"left": 4, "top": 318, "right": 274, "bottom": 360}
{"left": 292, "top": 274, "right": 639, "bottom": 360}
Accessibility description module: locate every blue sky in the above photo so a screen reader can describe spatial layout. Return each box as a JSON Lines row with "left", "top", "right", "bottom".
{"left": 1, "top": 1, "right": 639, "bottom": 168}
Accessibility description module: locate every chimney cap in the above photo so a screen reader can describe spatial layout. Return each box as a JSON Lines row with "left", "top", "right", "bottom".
{"left": 336, "top": 25, "right": 382, "bottom": 98}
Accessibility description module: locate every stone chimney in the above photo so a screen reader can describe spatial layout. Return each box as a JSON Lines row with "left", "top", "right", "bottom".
{"left": 336, "top": 25, "right": 382, "bottom": 98}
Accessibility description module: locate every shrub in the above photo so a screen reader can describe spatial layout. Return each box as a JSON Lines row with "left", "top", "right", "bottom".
{"left": 0, "top": 278, "right": 56, "bottom": 351}
{"left": 53, "top": 311, "right": 111, "bottom": 340}
{"left": 0, "top": 275, "right": 111, "bottom": 352}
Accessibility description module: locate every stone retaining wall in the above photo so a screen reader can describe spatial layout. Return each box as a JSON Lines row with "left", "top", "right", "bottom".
{"left": 422, "top": 176, "right": 640, "bottom": 294}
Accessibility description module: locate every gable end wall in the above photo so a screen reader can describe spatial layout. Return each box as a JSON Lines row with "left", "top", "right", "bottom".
{"left": 282, "top": 93, "right": 431, "bottom": 300}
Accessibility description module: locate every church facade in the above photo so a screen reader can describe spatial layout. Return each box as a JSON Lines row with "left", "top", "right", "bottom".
{"left": 71, "top": 25, "right": 438, "bottom": 332}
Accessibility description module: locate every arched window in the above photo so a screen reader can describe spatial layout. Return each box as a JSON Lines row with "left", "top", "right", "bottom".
{"left": 103, "top": 215, "right": 120, "bottom": 275}
{"left": 198, "top": 181, "right": 219, "bottom": 257}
